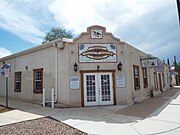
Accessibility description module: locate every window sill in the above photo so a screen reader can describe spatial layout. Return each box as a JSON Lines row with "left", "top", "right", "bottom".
{"left": 33, "top": 91, "right": 42, "bottom": 94}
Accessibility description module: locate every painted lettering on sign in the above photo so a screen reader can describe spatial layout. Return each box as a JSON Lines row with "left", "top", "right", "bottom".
{"left": 116, "top": 75, "right": 125, "bottom": 88}
{"left": 70, "top": 76, "right": 80, "bottom": 89}
{"left": 80, "top": 46, "right": 115, "bottom": 60}
{"left": 79, "top": 44, "right": 117, "bottom": 62}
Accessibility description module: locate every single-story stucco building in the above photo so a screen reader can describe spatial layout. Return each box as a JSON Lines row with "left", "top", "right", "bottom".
{"left": 0, "top": 25, "right": 171, "bottom": 107}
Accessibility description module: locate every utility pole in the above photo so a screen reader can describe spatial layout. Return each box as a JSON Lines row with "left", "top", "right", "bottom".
{"left": 1, "top": 62, "right": 10, "bottom": 108}
{"left": 167, "top": 58, "right": 170, "bottom": 66}
{"left": 174, "top": 56, "right": 179, "bottom": 85}
{"left": 177, "top": 0, "right": 180, "bottom": 25}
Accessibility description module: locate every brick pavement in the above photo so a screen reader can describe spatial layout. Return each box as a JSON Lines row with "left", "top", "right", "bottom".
{"left": 115, "top": 88, "right": 179, "bottom": 118}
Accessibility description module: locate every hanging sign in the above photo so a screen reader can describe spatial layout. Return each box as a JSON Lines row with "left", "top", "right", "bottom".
{"left": 116, "top": 75, "right": 125, "bottom": 88}
{"left": 141, "top": 58, "right": 158, "bottom": 68}
{"left": 155, "top": 60, "right": 164, "bottom": 72}
{"left": 70, "top": 76, "right": 80, "bottom": 89}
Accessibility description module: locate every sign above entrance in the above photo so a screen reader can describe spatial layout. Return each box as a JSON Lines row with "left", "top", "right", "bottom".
{"left": 79, "top": 44, "right": 117, "bottom": 63}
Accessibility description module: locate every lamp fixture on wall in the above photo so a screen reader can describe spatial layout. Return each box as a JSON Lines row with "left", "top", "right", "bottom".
{"left": 25, "top": 66, "right": 28, "bottom": 70}
{"left": 97, "top": 65, "right": 100, "bottom": 71}
{"left": 117, "top": 62, "right": 122, "bottom": 71}
{"left": 74, "top": 62, "right": 78, "bottom": 72}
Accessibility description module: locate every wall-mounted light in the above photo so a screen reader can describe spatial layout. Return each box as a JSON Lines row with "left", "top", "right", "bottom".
{"left": 97, "top": 65, "right": 100, "bottom": 71}
{"left": 25, "top": 66, "right": 28, "bottom": 70}
{"left": 117, "top": 62, "right": 122, "bottom": 71}
{"left": 74, "top": 62, "right": 78, "bottom": 72}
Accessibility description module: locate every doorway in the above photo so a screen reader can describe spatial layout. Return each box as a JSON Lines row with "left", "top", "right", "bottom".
{"left": 83, "top": 72, "right": 114, "bottom": 106}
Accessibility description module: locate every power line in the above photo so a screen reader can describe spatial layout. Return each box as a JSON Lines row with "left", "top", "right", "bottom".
{"left": 0, "top": 0, "right": 15, "bottom": 14}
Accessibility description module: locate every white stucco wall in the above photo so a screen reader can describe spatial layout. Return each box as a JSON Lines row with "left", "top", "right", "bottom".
{"left": 0, "top": 45, "right": 56, "bottom": 103}
{"left": 0, "top": 25, "right": 171, "bottom": 107}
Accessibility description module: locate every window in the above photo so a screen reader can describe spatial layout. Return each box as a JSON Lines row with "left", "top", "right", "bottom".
{"left": 142, "top": 67, "right": 148, "bottom": 88}
{"left": 133, "top": 65, "right": 140, "bottom": 90}
{"left": 154, "top": 72, "right": 158, "bottom": 90}
{"left": 162, "top": 73, "right": 165, "bottom": 87}
{"left": 14, "top": 72, "right": 22, "bottom": 92}
{"left": 33, "top": 68, "right": 43, "bottom": 93}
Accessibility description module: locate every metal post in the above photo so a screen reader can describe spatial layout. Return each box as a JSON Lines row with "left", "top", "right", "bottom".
{"left": 6, "top": 77, "right": 8, "bottom": 108}
{"left": 42, "top": 88, "right": 45, "bottom": 107}
{"left": 52, "top": 88, "right": 54, "bottom": 108}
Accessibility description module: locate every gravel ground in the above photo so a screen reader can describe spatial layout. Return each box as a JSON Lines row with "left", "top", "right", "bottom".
{"left": 0, "top": 117, "right": 87, "bottom": 135}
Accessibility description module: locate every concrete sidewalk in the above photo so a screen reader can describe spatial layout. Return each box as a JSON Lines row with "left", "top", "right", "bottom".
{"left": 0, "top": 87, "right": 180, "bottom": 135}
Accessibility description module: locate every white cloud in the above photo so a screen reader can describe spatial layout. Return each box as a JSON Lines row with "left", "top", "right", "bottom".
{"left": 0, "top": 47, "right": 12, "bottom": 58}
{"left": 0, "top": 0, "right": 52, "bottom": 44}
{"left": 0, "top": 0, "right": 179, "bottom": 61}
{"left": 49, "top": 0, "right": 168, "bottom": 34}
{"left": 48, "top": 0, "right": 180, "bottom": 61}
{"left": 49, "top": 0, "right": 130, "bottom": 34}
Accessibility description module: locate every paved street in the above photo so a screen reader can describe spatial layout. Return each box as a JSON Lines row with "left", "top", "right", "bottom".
{"left": 0, "top": 87, "right": 180, "bottom": 135}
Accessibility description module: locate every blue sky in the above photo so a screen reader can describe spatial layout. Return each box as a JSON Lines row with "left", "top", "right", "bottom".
{"left": 0, "top": 0, "right": 180, "bottom": 63}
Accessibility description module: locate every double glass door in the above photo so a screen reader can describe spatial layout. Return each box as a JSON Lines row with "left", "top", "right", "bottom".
{"left": 83, "top": 72, "right": 113, "bottom": 106}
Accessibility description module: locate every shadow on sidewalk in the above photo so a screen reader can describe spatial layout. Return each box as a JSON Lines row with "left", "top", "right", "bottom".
{"left": 115, "top": 88, "right": 180, "bottom": 119}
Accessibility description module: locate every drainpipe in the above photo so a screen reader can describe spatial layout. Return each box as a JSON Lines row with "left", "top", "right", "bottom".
{"left": 53, "top": 42, "right": 58, "bottom": 102}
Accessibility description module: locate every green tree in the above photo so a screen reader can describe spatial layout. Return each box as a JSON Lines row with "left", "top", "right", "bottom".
{"left": 42, "top": 27, "right": 73, "bottom": 43}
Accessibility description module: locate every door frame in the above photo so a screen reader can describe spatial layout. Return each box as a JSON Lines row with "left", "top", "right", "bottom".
{"left": 80, "top": 70, "right": 116, "bottom": 107}
{"left": 158, "top": 73, "right": 163, "bottom": 92}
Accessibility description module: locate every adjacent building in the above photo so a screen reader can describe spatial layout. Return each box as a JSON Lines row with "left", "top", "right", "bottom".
{"left": 0, "top": 25, "right": 171, "bottom": 107}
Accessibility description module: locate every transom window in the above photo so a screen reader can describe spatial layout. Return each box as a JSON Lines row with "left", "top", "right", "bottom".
{"left": 133, "top": 65, "right": 140, "bottom": 90}
{"left": 142, "top": 67, "right": 148, "bottom": 88}
{"left": 14, "top": 72, "right": 22, "bottom": 92}
{"left": 33, "top": 68, "right": 43, "bottom": 93}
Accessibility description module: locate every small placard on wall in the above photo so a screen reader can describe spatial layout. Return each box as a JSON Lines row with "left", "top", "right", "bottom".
{"left": 116, "top": 75, "right": 125, "bottom": 88}
{"left": 70, "top": 76, "right": 80, "bottom": 89}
